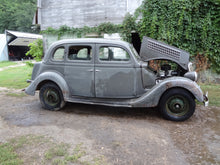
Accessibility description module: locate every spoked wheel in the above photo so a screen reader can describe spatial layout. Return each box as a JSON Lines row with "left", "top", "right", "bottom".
{"left": 159, "top": 88, "right": 195, "bottom": 121}
{"left": 39, "top": 83, "right": 66, "bottom": 110}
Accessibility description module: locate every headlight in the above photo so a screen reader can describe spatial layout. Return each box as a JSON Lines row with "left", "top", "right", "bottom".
{"left": 184, "top": 71, "right": 198, "bottom": 82}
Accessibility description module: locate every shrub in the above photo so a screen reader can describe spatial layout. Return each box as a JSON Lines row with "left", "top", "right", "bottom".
{"left": 26, "top": 39, "right": 43, "bottom": 61}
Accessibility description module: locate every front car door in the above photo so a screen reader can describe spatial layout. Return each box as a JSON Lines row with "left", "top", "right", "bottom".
{"left": 95, "top": 44, "right": 136, "bottom": 98}
{"left": 64, "top": 44, "right": 95, "bottom": 97}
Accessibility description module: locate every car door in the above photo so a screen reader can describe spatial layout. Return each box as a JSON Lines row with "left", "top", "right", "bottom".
{"left": 95, "top": 44, "right": 136, "bottom": 98}
{"left": 64, "top": 44, "right": 95, "bottom": 97}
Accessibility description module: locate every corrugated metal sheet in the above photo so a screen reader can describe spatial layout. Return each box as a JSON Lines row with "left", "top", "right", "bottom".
{"left": 0, "top": 34, "right": 9, "bottom": 61}
{"left": 7, "top": 30, "right": 42, "bottom": 39}
{"left": 8, "top": 38, "right": 40, "bottom": 46}
{"left": 7, "top": 30, "right": 42, "bottom": 46}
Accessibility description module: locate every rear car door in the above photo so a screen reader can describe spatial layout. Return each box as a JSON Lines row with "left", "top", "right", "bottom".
{"left": 64, "top": 44, "right": 95, "bottom": 97}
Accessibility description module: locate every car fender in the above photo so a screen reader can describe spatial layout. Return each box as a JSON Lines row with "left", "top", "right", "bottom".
{"left": 25, "top": 71, "right": 70, "bottom": 100}
{"left": 131, "top": 77, "right": 204, "bottom": 107}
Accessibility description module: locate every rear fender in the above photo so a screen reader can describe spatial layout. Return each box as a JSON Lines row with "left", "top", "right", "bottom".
{"left": 25, "top": 72, "right": 70, "bottom": 100}
{"left": 131, "top": 77, "right": 204, "bottom": 107}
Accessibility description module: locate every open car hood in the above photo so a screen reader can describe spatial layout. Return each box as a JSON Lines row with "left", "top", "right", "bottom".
{"left": 140, "top": 37, "right": 189, "bottom": 70}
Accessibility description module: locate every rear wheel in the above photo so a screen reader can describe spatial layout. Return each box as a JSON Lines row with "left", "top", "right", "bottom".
{"left": 39, "top": 83, "right": 66, "bottom": 110}
{"left": 159, "top": 88, "right": 195, "bottom": 121}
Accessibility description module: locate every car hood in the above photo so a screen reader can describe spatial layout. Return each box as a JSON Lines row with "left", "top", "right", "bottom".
{"left": 140, "top": 37, "right": 189, "bottom": 70}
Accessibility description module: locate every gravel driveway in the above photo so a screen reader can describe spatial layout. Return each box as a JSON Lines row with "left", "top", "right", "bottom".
{"left": 0, "top": 89, "right": 219, "bottom": 165}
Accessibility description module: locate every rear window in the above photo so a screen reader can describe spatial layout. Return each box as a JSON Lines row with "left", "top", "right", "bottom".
{"left": 52, "top": 47, "right": 65, "bottom": 61}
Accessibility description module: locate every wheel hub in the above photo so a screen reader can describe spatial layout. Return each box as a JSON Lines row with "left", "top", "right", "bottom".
{"left": 168, "top": 98, "right": 185, "bottom": 113}
{"left": 166, "top": 96, "right": 189, "bottom": 116}
{"left": 44, "top": 89, "right": 59, "bottom": 106}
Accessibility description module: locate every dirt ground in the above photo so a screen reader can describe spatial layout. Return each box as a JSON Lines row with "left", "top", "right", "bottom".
{"left": 0, "top": 88, "right": 219, "bottom": 165}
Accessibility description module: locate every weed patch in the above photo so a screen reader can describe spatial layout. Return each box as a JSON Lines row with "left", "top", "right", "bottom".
{"left": 1, "top": 135, "right": 107, "bottom": 165}
{"left": 0, "top": 143, "right": 23, "bottom": 165}
{"left": 44, "top": 143, "right": 69, "bottom": 160}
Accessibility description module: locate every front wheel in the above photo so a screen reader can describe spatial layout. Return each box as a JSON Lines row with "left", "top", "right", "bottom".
{"left": 39, "top": 83, "right": 66, "bottom": 110}
{"left": 159, "top": 88, "right": 195, "bottom": 121}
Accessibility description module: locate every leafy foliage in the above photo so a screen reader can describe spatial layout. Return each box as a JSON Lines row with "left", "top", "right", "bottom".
{"left": 137, "top": 0, "right": 220, "bottom": 73}
{"left": 0, "top": 0, "right": 37, "bottom": 33}
{"left": 41, "top": 21, "right": 138, "bottom": 41}
{"left": 121, "top": 13, "right": 137, "bottom": 42}
{"left": 42, "top": 23, "right": 123, "bottom": 40}
{"left": 26, "top": 39, "right": 43, "bottom": 61}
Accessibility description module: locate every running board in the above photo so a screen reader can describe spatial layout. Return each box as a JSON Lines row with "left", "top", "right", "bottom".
{"left": 66, "top": 96, "right": 133, "bottom": 107}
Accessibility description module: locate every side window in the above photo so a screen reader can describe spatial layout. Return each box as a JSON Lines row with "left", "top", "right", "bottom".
{"left": 99, "top": 46, "right": 130, "bottom": 61}
{"left": 53, "top": 47, "right": 65, "bottom": 61}
{"left": 68, "top": 46, "right": 92, "bottom": 61}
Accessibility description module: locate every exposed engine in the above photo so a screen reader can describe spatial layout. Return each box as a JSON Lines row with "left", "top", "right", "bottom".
{"left": 156, "top": 63, "right": 184, "bottom": 83}
{"left": 154, "top": 62, "right": 197, "bottom": 83}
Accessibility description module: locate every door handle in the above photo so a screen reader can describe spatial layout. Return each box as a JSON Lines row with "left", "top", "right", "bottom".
{"left": 87, "top": 69, "right": 93, "bottom": 72}
{"left": 95, "top": 69, "right": 101, "bottom": 72}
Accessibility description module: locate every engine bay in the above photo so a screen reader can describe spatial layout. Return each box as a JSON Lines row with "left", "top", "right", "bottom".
{"left": 147, "top": 60, "right": 188, "bottom": 83}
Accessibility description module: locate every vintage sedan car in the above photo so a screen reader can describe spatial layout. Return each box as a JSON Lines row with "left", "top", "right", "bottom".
{"left": 25, "top": 37, "right": 208, "bottom": 121}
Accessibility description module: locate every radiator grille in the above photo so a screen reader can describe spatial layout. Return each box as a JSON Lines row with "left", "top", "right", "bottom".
{"left": 147, "top": 40, "right": 180, "bottom": 60}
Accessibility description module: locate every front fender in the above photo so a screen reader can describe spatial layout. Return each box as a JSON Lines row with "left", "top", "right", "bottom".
{"left": 25, "top": 71, "right": 70, "bottom": 100}
{"left": 131, "top": 77, "right": 204, "bottom": 107}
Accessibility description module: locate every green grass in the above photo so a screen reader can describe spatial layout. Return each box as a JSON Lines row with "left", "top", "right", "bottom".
{"left": 200, "top": 84, "right": 220, "bottom": 107}
{"left": 0, "top": 65, "right": 32, "bottom": 89}
{"left": 0, "top": 61, "right": 18, "bottom": 68}
{"left": 0, "top": 143, "right": 23, "bottom": 165}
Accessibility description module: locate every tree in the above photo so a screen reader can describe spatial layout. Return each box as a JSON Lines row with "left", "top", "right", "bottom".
{"left": 0, "top": 0, "right": 37, "bottom": 33}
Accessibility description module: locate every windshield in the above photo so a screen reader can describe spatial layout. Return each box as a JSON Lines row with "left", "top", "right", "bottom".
{"left": 129, "top": 44, "right": 141, "bottom": 61}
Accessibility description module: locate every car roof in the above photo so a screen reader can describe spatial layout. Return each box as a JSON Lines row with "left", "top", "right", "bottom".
{"left": 49, "top": 38, "right": 130, "bottom": 48}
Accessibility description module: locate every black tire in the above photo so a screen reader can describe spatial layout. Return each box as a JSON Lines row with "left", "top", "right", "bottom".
{"left": 159, "top": 88, "right": 195, "bottom": 121}
{"left": 39, "top": 83, "right": 66, "bottom": 110}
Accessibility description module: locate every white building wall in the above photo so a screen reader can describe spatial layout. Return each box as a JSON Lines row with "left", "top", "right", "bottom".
{"left": 0, "top": 34, "right": 8, "bottom": 61}
{"left": 38, "top": 0, "right": 143, "bottom": 30}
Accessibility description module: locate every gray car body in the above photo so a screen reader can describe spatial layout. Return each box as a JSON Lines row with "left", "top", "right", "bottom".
{"left": 25, "top": 38, "right": 205, "bottom": 108}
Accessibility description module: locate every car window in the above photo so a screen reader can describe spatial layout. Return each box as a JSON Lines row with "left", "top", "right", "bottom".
{"left": 53, "top": 47, "right": 65, "bottom": 61}
{"left": 68, "top": 46, "right": 92, "bottom": 61}
{"left": 99, "top": 46, "right": 130, "bottom": 61}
